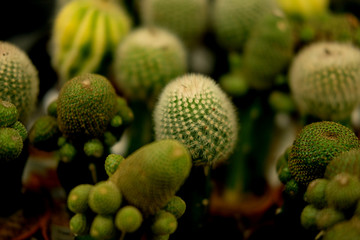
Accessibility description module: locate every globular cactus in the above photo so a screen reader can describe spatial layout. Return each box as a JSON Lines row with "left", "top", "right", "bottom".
{"left": 57, "top": 73, "right": 118, "bottom": 139}
{"left": 110, "top": 139, "right": 192, "bottom": 215}
{"left": 69, "top": 213, "right": 89, "bottom": 236}
{"left": 211, "top": 0, "right": 279, "bottom": 51}
{"left": 115, "top": 205, "right": 143, "bottom": 233}
{"left": 90, "top": 214, "right": 116, "bottom": 239}
{"left": 323, "top": 218, "right": 360, "bottom": 240}
{"left": 288, "top": 121, "right": 360, "bottom": 185}
{"left": 289, "top": 42, "right": 360, "bottom": 121}
{"left": 0, "top": 128, "right": 23, "bottom": 162}
{"left": 0, "top": 41, "right": 39, "bottom": 123}
{"left": 153, "top": 74, "right": 238, "bottom": 166}
{"left": 67, "top": 184, "right": 93, "bottom": 213}
{"left": 0, "top": 100, "right": 18, "bottom": 127}
{"left": 28, "top": 115, "right": 60, "bottom": 151}
{"left": 50, "top": 0, "right": 132, "bottom": 84}
{"left": 242, "top": 10, "right": 295, "bottom": 89}
{"left": 88, "top": 181, "right": 122, "bottom": 215}
{"left": 325, "top": 148, "right": 360, "bottom": 179}
{"left": 140, "top": 0, "right": 209, "bottom": 46}
{"left": 113, "top": 27, "right": 187, "bottom": 103}
{"left": 151, "top": 210, "right": 178, "bottom": 236}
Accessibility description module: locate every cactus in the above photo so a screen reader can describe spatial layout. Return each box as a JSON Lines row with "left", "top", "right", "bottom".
{"left": 153, "top": 74, "right": 238, "bottom": 166}
{"left": 242, "top": 10, "right": 295, "bottom": 89}
{"left": 28, "top": 115, "right": 60, "bottom": 151}
{"left": 0, "top": 100, "right": 18, "bottom": 127}
{"left": 288, "top": 121, "right": 360, "bottom": 185}
{"left": 104, "top": 153, "right": 124, "bottom": 177}
{"left": 69, "top": 213, "right": 89, "bottom": 235}
{"left": 67, "top": 184, "right": 93, "bottom": 213}
{"left": 113, "top": 27, "right": 187, "bottom": 103}
{"left": 304, "top": 178, "right": 329, "bottom": 209}
{"left": 211, "top": 0, "right": 279, "bottom": 51}
{"left": 316, "top": 207, "right": 345, "bottom": 230}
{"left": 162, "top": 196, "right": 186, "bottom": 219}
{"left": 323, "top": 218, "right": 360, "bottom": 240}
{"left": 50, "top": 0, "right": 132, "bottom": 84}
{"left": 289, "top": 42, "right": 360, "bottom": 121}
{"left": 57, "top": 73, "right": 118, "bottom": 139}
{"left": 300, "top": 204, "right": 319, "bottom": 230}
{"left": 110, "top": 139, "right": 192, "bottom": 215}
{"left": 115, "top": 205, "right": 143, "bottom": 233}
{"left": 90, "top": 214, "right": 116, "bottom": 239}
{"left": 324, "top": 148, "right": 360, "bottom": 179}
{"left": 151, "top": 211, "right": 178, "bottom": 235}
{"left": 88, "top": 181, "right": 122, "bottom": 215}
{"left": 0, "top": 41, "right": 39, "bottom": 123}
{"left": 0, "top": 128, "right": 23, "bottom": 162}
{"left": 140, "top": 0, "right": 208, "bottom": 46}
{"left": 276, "top": 0, "right": 329, "bottom": 18}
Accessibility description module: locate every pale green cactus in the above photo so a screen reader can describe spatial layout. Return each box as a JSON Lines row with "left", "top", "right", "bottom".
{"left": 113, "top": 27, "right": 187, "bottom": 103}
{"left": 50, "top": 0, "right": 132, "bottom": 84}
{"left": 153, "top": 74, "right": 238, "bottom": 166}
{"left": 289, "top": 42, "right": 360, "bottom": 120}
{"left": 90, "top": 214, "right": 116, "bottom": 239}
{"left": 115, "top": 205, "right": 143, "bottom": 233}
{"left": 69, "top": 213, "right": 89, "bottom": 236}
{"left": 0, "top": 41, "right": 39, "bottom": 123}
{"left": 67, "top": 184, "right": 93, "bottom": 213}
{"left": 0, "top": 100, "right": 18, "bottom": 128}
{"left": 88, "top": 181, "right": 122, "bottom": 215}
{"left": 151, "top": 210, "right": 178, "bottom": 236}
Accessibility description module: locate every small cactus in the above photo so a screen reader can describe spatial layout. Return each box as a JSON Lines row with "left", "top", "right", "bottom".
{"left": 0, "top": 41, "right": 39, "bottom": 123}
{"left": 304, "top": 178, "right": 329, "bottom": 209}
{"left": 0, "top": 128, "right": 23, "bottom": 162}
{"left": 316, "top": 207, "right": 345, "bottom": 230}
{"left": 69, "top": 213, "right": 89, "bottom": 236}
{"left": 0, "top": 100, "right": 18, "bottom": 127}
{"left": 151, "top": 211, "right": 178, "bottom": 236}
{"left": 162, "top": 196, "right": 186, "bottom": 219}
{"left": 115, "top": 205, "right": 143, "bottom": 233}
{"left": 28, "top": 115, "right": 60, "bottom": 151}
{"left": 104, "top": 153, "right": 124, "bottom": 177}
{"left": 90, "top": 214, "right": 116, "bottom": 239}
{"left": 324, "top": 148, "right": 360, "bottom": 179}
{"left": 153, "top": 73, "right": 238, "bottom": 166}
{"left": 50, "top": 0, "right": 132, "bottom": 84}
{"left": 288, "top": 121, "right": 360, "bottom": 185}
{"left": 289, "top": 42, "right": 360, "bottom": 121}
{"left": 300, "top": 204, "right": 320, "bottom": 230}
{"left": 88, "top": 181, "right": 122, "bottom": 215}
{"left": 67, "top": 184, "right": 93, "bottom": 214}
{"left": 113, "top": 27, "right": 187, "bottom": 103}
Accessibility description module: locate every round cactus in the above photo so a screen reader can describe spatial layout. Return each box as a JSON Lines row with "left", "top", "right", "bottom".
{"left": 242, "top": 10, "right": 295, "bottom": 89}
{"left": 289, "top": 42, "right": 360, "bottom": 121}
{"left": 211, "top": 0, "right": 279, "bottom": 51}
{"left": 162, "top": 196, "right": 186, "bottom": 219}
{"left": 110, "top": 139, "right": 192, "bottom": 215}
{"left": 88, "top": 181, "right": 122, "bottom": 215}
{"left": 140, "top": 0, "right": 209, "bottom": 46}
{"left": 153, "top": 74, "right": 238, "bottom": 166}
{"left": 115, "top": 205, "right": 143, "bottom": 233}
{"left": 57, "top": 73, "right": 118, "bottom": 139}
{"left": 11, "top": 121, "right": 27, "bottom": 141}
{"left": 104, "top": 153, "right": 124, "bottom": 177}
{"left": 288, "top": 121, "right": 360, "bottom": 185}
{"left": 304, "top": 178, "right": 329, "bottom": 209}
{"left": 90, "top": 214, "right": 116, "bottom": 240}
{"left": 300, "top": 204, "right": 319, "bottom": 230}
{"left": 316, "top": 207, "right": 345, "bottom": 230}
{"left": 50, "top": 0, "right": 132, "bottom": 84}
{"left": 28, "top": 115, "right": 60, "bottom": 151}
{"left": 67, "top": 184, "right": 93, "bottom": 213}
{"left": 0, "top": 41, "right": 39, "bottom": 123}
{"left": 113, "top": 27, "right": 187, "bottom": 103}
{"left": 325, "top": 148, "right": 360, "bottom": 180}
{"left": 83, "top": 139, "right": 104, "bottom": 158}
{"left": 0, "top": 127, "right": 23, "bottom": 162}
{"left": 151, "top": 211, "right": 178, "bottom": 236}
{"left": 0, "top": 100, "right": 18, "bottom": 128}
{"left": 69, "top": 213, "right": 89, "bottom": 235}
{"left": 323, "top": 218, "right": 360, "bottom": 240}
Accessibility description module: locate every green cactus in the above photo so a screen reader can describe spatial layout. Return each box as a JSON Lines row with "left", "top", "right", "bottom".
{"left": 300, "top": 204, "right": 319, "bottom": 230}
{"left": 316, "top": 207, "right": 345, "bottom": 230}
{"left": 0, "top": 100, "right": 18, "bottom": 127}
{"left": 289, "top": 42, "right": 360, "bottom": 121}
{"left": 140, "top": 0, "right": 209, "bottom": 46}
{"left": 304, "top": 178, "right": 329, "bottom": 209}
{"left": 211, "top": 0, "right": 279, "bottom": 50}
{"left": 67, "top": 184, "right": 93, "bottom": 213}
{"left": 151, "top": 210, "right": 178, "bottom": 236}
{"left": 28, "top": 115, "right": 60, "bottom": 151}
{"left": 11, "top": 121, "right": 27, "bottom": 141}
{"left": 323, "top": 218, "right": 360, "bottom": 240}
{"left": 0, "top": 128, "right": 23, "bottom": 162}
{"left": 69, "top": 213, "right": 89, "bottom": 235}
{"left": 162, "top": 196, "right": 186, "bottom": 219}
{"left": 83, "top": 139, "right": 104, "bottom": 158}
{"left": 242, "top": 10, "right": 295, "bottom": 89}
{"left": 50, "top": 0, "right": 132, "bottom": 84}
{"left": 89, "top": 214, "right": 116, "bottom": 240}
{"left": 57, "top": 73, "right": 118, "bottom": 139}
{"left": 110, "top": 139, "right": 192, "bottom": 215}
{"left": 88, "top": 181, "right": 122, "bottom": 215}
{"left": 153, "top": 74, "right": 238, "bottom": 166}
{"left": 104, "top": 153, "right": 124, "bottom": 177}
{"left": 0, "top": 41, "right": 39, "bottom": 123}
{"left": 113, "top": 27, "right": 187, "bottom": 103}
{"left": 115, "top": 205, "right": 143, "bottom": 233}
{"left": 325, "top": 148, "right": 360, "bottom": 179}
{"left": 288, "top": 121, "right": 360, "bottom": 185}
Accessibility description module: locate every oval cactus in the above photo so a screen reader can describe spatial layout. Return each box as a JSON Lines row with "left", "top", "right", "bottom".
{"left": 140, "top": 0, "right": 209, "bottom": 46}
{"left": 0, "top": 127, "right": 23, "bottom": 162}
{"left": 153, "top": 74, "right": 238, "bottom": 166}
{"left": 50, "top": 0, "right": 132, "bottom": 84}
{"left": 110, "top": 139, "right": 192, "bottom": 215}
{"left": 289, "top": 42, "right": 360, "bottom": 121}
{"left": 288, "top": 121, "right": 360, "bottom": 185}
{"left": 113, "top": 27, "right": 187, "bottom": 103}
{"left": 0, "top": 41, "right": 39, "bottom": 123}
{"left": 0, "top": 100, "right": 18, "bottom": 128}
{"left": 57, "top": 73, "right": 118, "bottom": 139}
{"left": 115, "top": 205, "right": 143, "bottom": 233}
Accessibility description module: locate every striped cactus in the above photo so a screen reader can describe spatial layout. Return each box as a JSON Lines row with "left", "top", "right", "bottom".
{"left": 50, "top": 0, "right": 132, "bottom": 85}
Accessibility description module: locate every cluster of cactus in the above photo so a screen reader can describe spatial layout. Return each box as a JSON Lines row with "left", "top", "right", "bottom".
{"left": 113, "top": 26, "right": 187, "bottom": 104}
{"left": 28, "top": 73, "right": 133, "bottom": 189}
{"left": 50, "top": 0, "right": 132, "bottom": 85}
{"left": 211, "top": 0, "right": 280, "bottom": 51}
{"left": 140, "top": 0, "right": 209, "bottom": 47}
{"left": 153, "top": 74, "right": 238, "bottom": 167}
{"left": 0, "top": 100, "right": 27, "bottom": 162}
{"left": 289, "top": 41, "right": 360, "bottom": 121}
{"left": 0, "top": 41, "right": 39, "bottom": 123}
{"left": 276, "top": 121, "right": 360, "bottom": 198}
{"left": 67, "top": 139, "right": 191, "bottom": 239}
{"left": 300, "top": 148, "right": 360, "bottom": 239}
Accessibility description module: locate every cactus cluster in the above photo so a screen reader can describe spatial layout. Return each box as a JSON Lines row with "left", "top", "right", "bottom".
{"left": 153, "top": 74, "right": 238, "bottom": 167}
{"left": 0, "top": 100, "right": 27, "bottom": 162}
{"left": 289, "top": 41, "right": 360, "bottom": 121}
{"left": 140, "top": 0, "right": 209, "bottom": 46}
{"left": 0, "top": 41, "right": 39, "bottom": 123}
{"left": 67, "top": 139, "right": 190, "bottom": 239}
{"left": 50, "top": 0, "right": 132, "bottom": 84}
{"left": 113, "top": 27, "right": 187, "bottom": 103}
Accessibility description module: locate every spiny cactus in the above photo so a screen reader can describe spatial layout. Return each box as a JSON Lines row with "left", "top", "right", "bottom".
{"left": 162, "top": 196, "right": 186, "bottom": 219}
{"left": 288, "top": 121, "right": 360, "bottom": 185}
{"left": 153, "top": 74, "right": 238, "bottom": 167}
{"left": 140, "top": 0, "right": 209, "bottom": 46}
{"left": 113, "top": 27, "right": 187, "bottom": 103}
{"left": 28, "top": 115, "right": 60, "bottom": 151}
{"left": 0, "top": 128, "right": 23, "bottom": 162}
{"left": 0, "top": 100, "right": 18, "bottom": 127}
{"left": 242, "top": 10, "right": 295, "bottom": 89}
{"left": 0, "top": 41, "right": 39, "bottom": 123}
{"left": 211, "top": 0, "right": 279, "bottom": 51}
{"left": 50, "top": 0, "right": 132, "bottom": 84}
{"left": 289, "top": 42, "right": 360, "bottom": 121}
{"left": 110, "top": 139, "right": 192, "bottom": 215}
{"left": 57, "top": 73, "right": 118, "bottom": 139}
